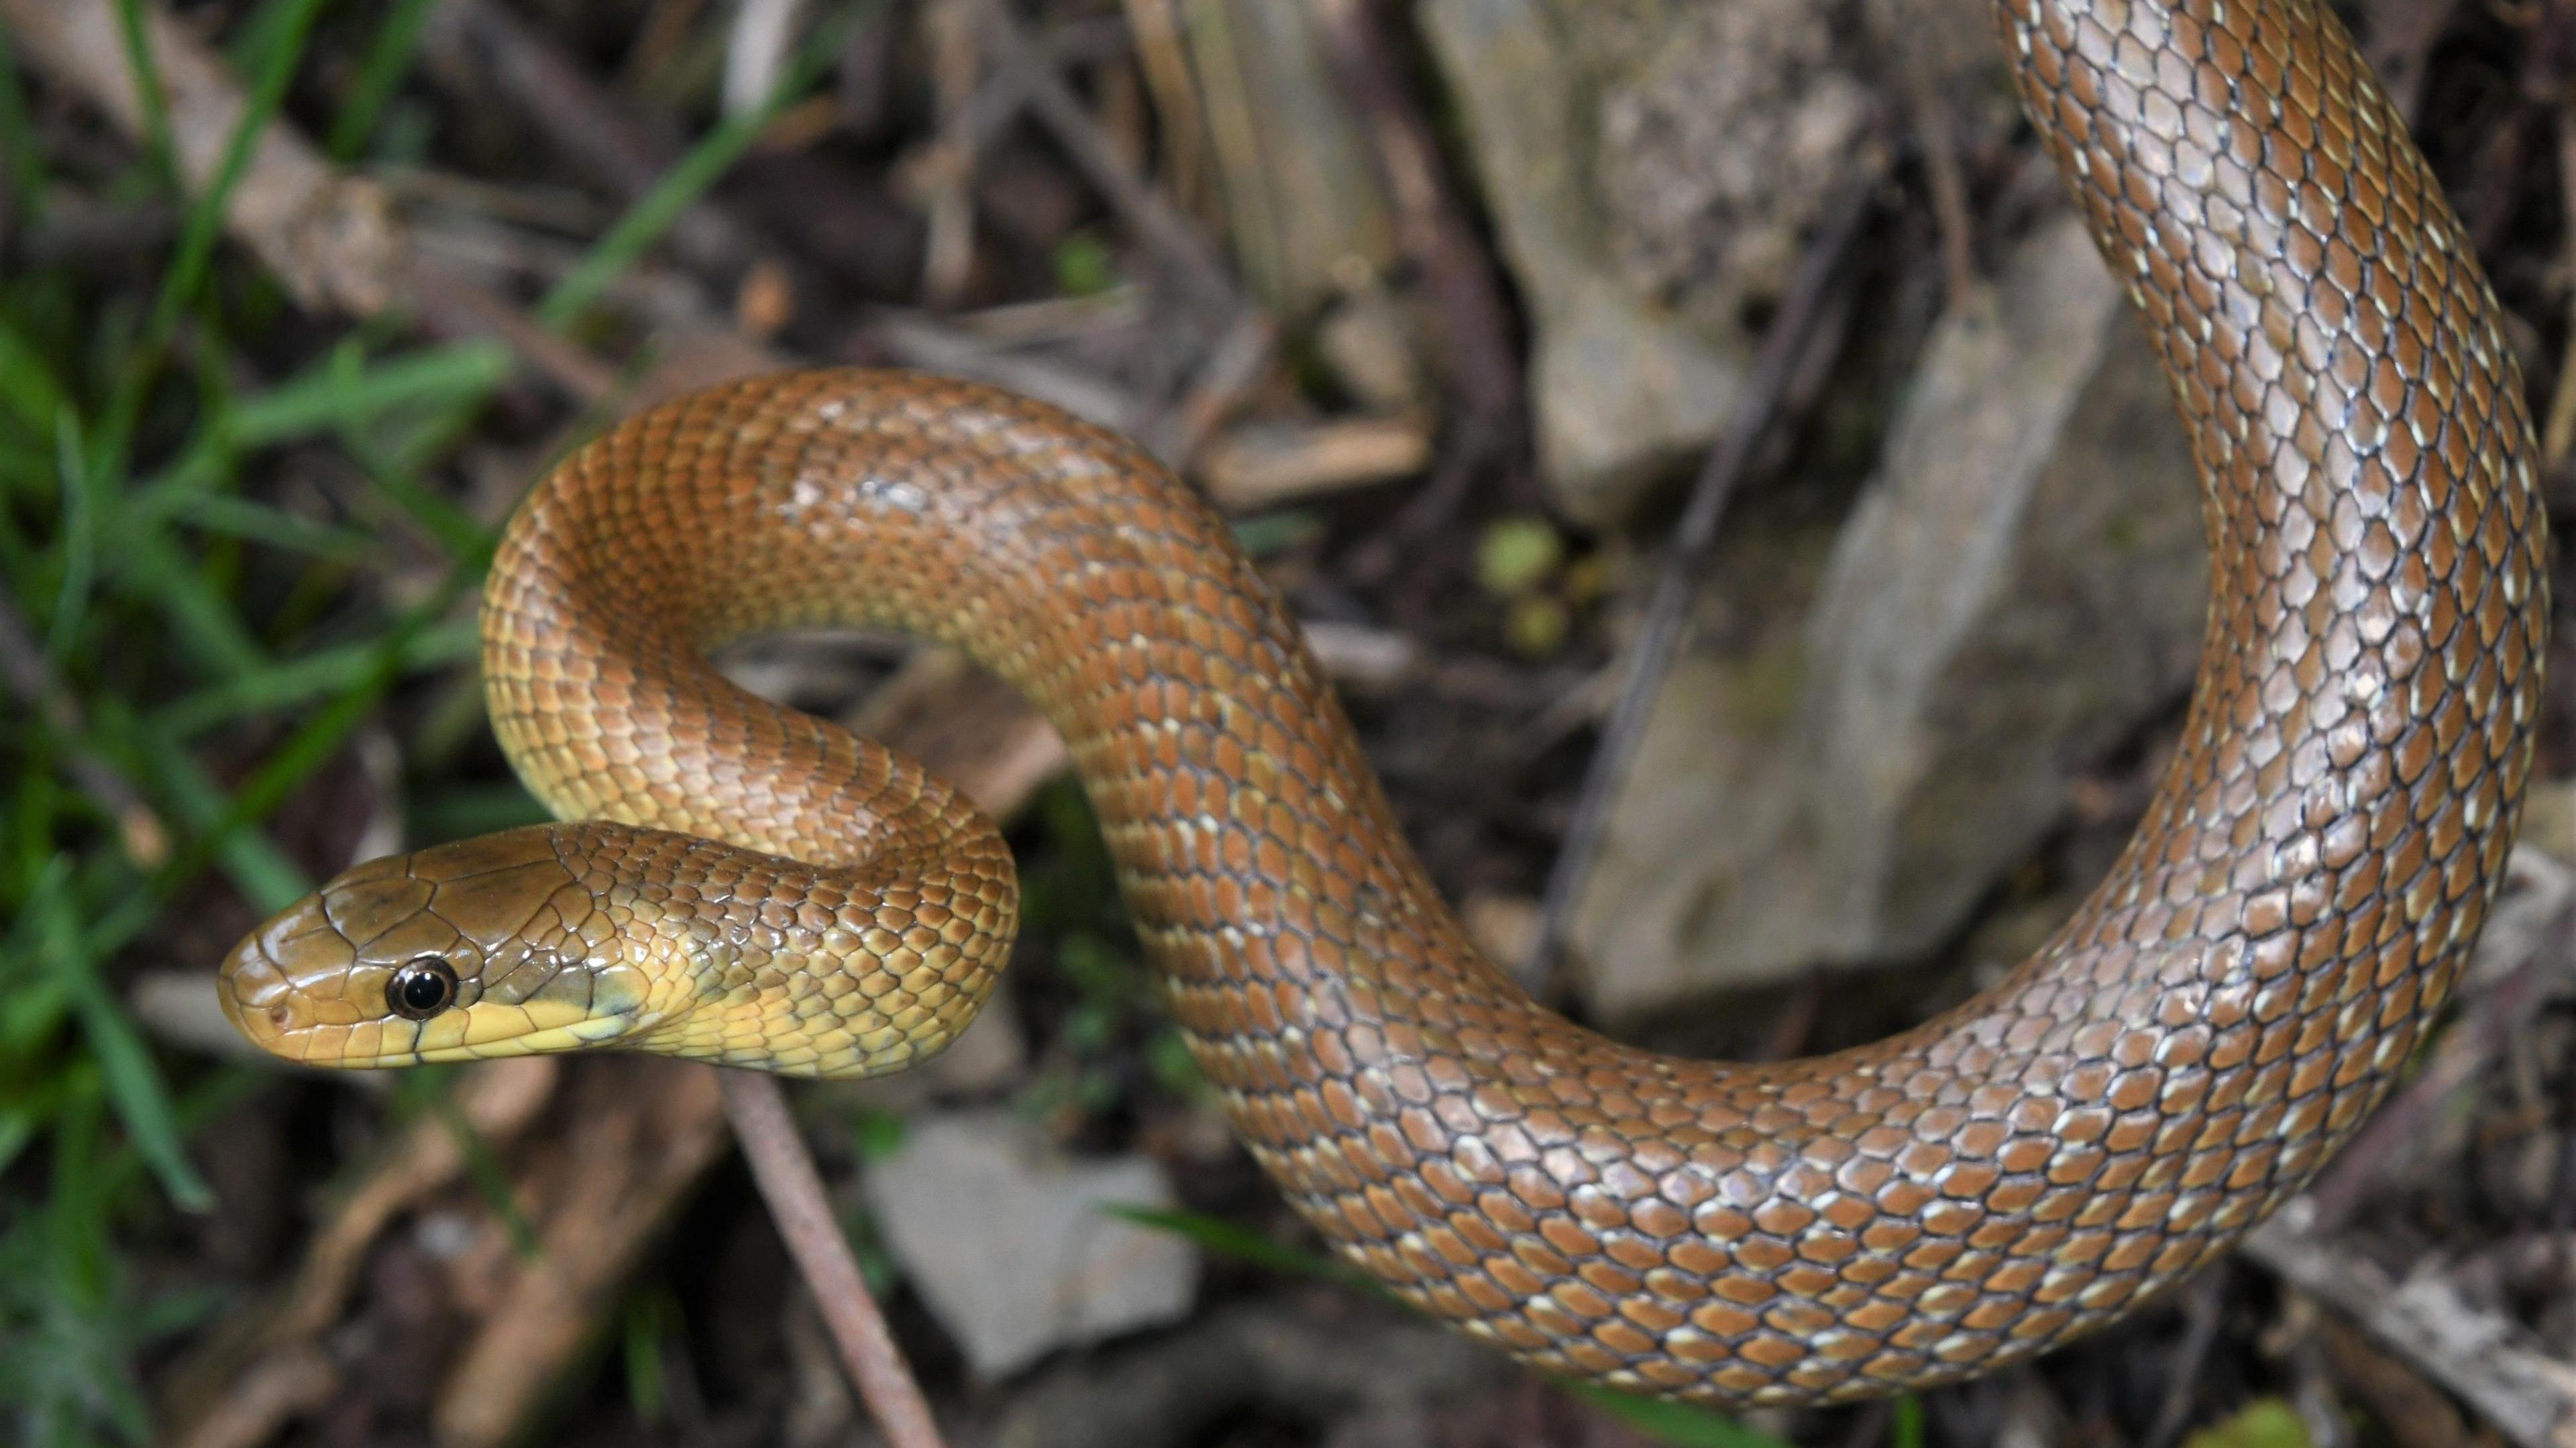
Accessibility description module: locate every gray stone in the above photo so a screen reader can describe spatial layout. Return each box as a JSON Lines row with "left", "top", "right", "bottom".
{"left": 1420, "top": 0, "right": 1910, "bottom": 522}
{"left": 863, "top": 1109, "right": 1197, "bottom": 1379}
{"left": 1571, "top": 215, "right": 2210, "bottom": 1013}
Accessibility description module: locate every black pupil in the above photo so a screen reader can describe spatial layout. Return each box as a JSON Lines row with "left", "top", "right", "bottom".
{"left": 393, "top": 961, "right": 453, "bottom": 1016}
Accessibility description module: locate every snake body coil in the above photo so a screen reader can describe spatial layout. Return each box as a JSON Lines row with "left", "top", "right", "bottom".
{"left": 222, "top": 0, "right": 2547, "bottom": 1406}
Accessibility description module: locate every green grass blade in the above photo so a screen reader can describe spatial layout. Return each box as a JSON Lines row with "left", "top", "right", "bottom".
{"left": 226, "top": 0, "right": 332, "bottom": 75}
{"left": 433, "top": 1091, "right": 541, "bottom": 1257}
{"left": 226, "top": 339, "right": 513, "bottom": 448}
{"left": 116, "top": 717, "right": 310, "bottom": 912}
{"left": 328, "top": 0, "right": 441, "bottom": 160}
{"left": 139, "top": 563, "right": 476, "bottom": 909}
{"left": 143, "top": 0, "right": 328, "bottom": 343}
{"left": 1103, "top": 1204, "right": 1388, "bottom": 1297}
{"left": 408, "top": 782, "right": 549, "bottom": 844}
{"left": 44, "top": 406, "right": 96, "bottom": 659}
{"left": 156, "top": 618, "right": 477, "bottom": 736}
{"left": 0, "top": 23, "right": 49, "bottom": 220}
{"left": 0, "top": 314, "right": 70, "bottom": 438}
{"left": 31, "top": 860, "right": 215, "bottom": 1211}
{"left": 94, "top": 0, "right": 331, "bottom": 486}
{"left": 337, "top": 426, "right": 494, "bottom": 562}
{"left": 1890, "top": 1394, "right": 1926, "bottom": 1448}
{"left": 164, "top": 492, "right": 379, "bottom": 561}
{"left": 111, "top": 0, "right": 179, "bottom": 193}
{"left": 111, "top": 530, "right": 271, "bottom": 680}
{"left": 538, "top": 0, "right": 877, "bottom": 328}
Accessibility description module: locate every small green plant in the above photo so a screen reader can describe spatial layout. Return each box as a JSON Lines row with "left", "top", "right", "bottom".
{"left": 0, "top": 5, "right": 880, "bottom": 1442}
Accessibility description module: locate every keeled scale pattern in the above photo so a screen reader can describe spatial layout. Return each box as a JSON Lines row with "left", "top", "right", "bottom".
{"left": 227, "top": 0, "right": 2545, "bottom": 1406}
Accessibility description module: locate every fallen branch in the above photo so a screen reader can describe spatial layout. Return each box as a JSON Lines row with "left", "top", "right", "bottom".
{"left": 0, "top": 0, "right": 398, "bottom": 316}
{"left": 433, "top": 1060, "right": 733, "bottom": 1448}
{"left": 1311, "top": 0, "right": 1521, "bottom": 437}
{"left": 722, "top": 1071, "right": 948, "bottom": 1448}
{"left": 969, "top": 0, "right": 1238, "bottom": 317}
{"left": 160, "top": 1058, "right": 561, "bottom": 1447}
{"left": 2246, "top": 1201, "right": 2576, "bottom": 1448}
{"left": 2, "top": 0, "right": 621, "bottom": 404}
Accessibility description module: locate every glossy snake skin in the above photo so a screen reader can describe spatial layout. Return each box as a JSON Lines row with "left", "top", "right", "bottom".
{"left": 220, "top": 0, "right": 2548, "bottom": 1405}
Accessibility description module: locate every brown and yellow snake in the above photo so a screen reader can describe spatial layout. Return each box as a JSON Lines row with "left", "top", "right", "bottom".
{"left": 219, "top": 0, "right": 2548, "bottom": 1407}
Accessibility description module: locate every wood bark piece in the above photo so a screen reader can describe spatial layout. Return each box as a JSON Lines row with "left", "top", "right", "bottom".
{"left": 1197, "top": 413, "right": 1433, "bottom": 511}
{"left": 0, "top": 0, "right": 400, "bottom": 315}
{"left": 2247, "top": 1204, "right": 2576, "bottom": 1448}
{"left": 433, "top": 1060, "right": 732, "bottom": 1448}
{"left": 1171, "top": 0, "right": 1395, "bottom": 313}
{"left": 1, "top": 0, "right": 614, "bottom": 404}
{"left": 157, "top": 1058, "right": 561, "bottom": 1447}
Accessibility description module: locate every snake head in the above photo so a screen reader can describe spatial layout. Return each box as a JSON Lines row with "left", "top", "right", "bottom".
{"left": 219, "top": 825, "right": 661, "bottom": 1068}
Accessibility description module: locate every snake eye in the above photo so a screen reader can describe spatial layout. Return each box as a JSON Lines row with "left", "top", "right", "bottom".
{"left": 387, "top": 956, "right": 459, "bottom": 1020}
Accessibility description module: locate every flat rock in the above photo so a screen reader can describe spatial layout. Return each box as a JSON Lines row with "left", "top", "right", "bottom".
{"left": 863, "top": 1109, "right": 1197, "bottom": 1379}
{"left": 1421, "top": 0, "right": 1925, "bottom": 522}
{"left": 1571, "top": 215, "right": 2210, "bottom": 1013}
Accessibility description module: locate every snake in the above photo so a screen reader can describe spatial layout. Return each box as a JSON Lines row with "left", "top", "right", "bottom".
{"left": 217, "top": 0, "right": 2548, "bottom": 1408}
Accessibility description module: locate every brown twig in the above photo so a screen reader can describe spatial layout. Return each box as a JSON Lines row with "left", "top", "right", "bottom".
{"left": 1886, "top": 12, "right": 1978, "bottom": 315}
{"left": 1313, "top": 0, "right": 1522, "bottom": 437}
{"left": 2304, "top": 897, "right": 2576, "bottom": 1233}
{"left": 402, "top": 257, "right": 621, "bottom": 404}
{"left": 1149, "top": 306, "right": 1276, "bottom": 463}
{"left": 160, "top": 1058, "right": 561, "bottom": 1447}
{"left": 1529, "top": 172, "right": 1879, "bottom": 991}
{"left": 1118, "top": 0, "right": 1213, "bottom": 219}
{"left": 968, "top": 0, "right": 1239, "bottom": 317}
{"left": 2315, "top": 1315, "right": 2483, "bottom": 1448}
{"left": 5, "top": 0, "right": 631, "bottom": 407}
{"left": 890, "top": 11, "right": 1148, "bottom": 298}
{"left": 2542, "top": 101, "right": 2576, "bottom": 471}
{"left": 2143, "top": 1269, "right": 2230, "bottom": 1448}
{"left": 1197, "top": 412, "right": 1436, "bottom": 512}
{"left": 720, "top": 1070, "right": 948, "bottom": 1448}
{"left": 2247, "top": 1201, "right": 2576, "bottom": 1448}
{"left": 0, "top": 0, "right": 399, "bottom": 315}
{"left": 434, "top": 1061, "right": 735, "bottom": 1448}
{"left": 865, "top": 308, "right": 1150, "bottom": 433}
{"left": 425, "top": 0, "right": 764, "bottom": 279}
{"left": 428, "top": 0, "right": 926, "bottom": 302}
{"left": 916, "top": 0, "right": 985, "bottom": 306}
